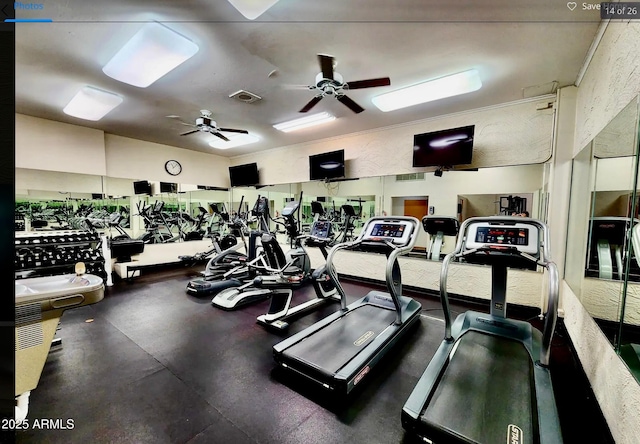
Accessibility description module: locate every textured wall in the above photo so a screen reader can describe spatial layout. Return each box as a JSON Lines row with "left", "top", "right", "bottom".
{"left": 16, "top": 114, "right": 107, "bottom": 176}
{"left": 305, "top": 248, "right": 544, "bottom": 307}
{"left": 104, "top": 134, "right": 231, "bottom": 187}
{"left": 232, "top": 99, "right": 554, "bottom": 185}
{"left": 562, "top": 283, "right": 640, "bottom": 444}
{"left": 569, "top": 20, "right": 640, "bottom": 444}
{"left": 575, "top": 22, "right": 640, "bottom": 154}
{"left": 582, "top": 278, "right": 640, "bottom": 325}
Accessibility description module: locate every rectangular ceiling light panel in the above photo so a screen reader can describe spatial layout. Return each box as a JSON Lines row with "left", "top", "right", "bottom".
{"left": 227, "top": 0, "right": 279, "bottom": 20}
{"left": 372, "top": 69, "right": 482, "bottom": 112}
{"left": 273, "top": 112, "right": 336, "bottom": 132}
{"left": 63, "top": 86, "right": 123, "bottom": 121}
{"left": 103, "top": 22, "right": 199, "bottom": 88}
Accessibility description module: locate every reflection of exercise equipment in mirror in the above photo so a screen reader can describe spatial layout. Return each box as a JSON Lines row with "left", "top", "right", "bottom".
{"left": 402, "top": 217, "right": 561, "bottom": 444}
{"left": 422, "top": 216, "right": 460, "bottom": 261}
{"left": 620, "top": 223, "right": 640, "bottom": 381}
{"left": 212, "top": 192, "right": 312, "bottom": 310}
{"left": 332, "top": 204, "right": 357, "bottom": 244}
{"left": 185, "top": 196, "right": 266, "bottom": 295}
{"left": 499, "top": 195, "right": 527, "bottom": 215}
{"left": 15, "top": 264, "right": 105, "bottom": 422}
{"left": 586, "top": 217, "right": 640, "bottom": 280}
{"left": 273, "top": 216, "right": 422, "bottom": 394}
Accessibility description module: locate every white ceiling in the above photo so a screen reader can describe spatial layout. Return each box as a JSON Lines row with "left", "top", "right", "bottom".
{"left": 15, "top": 1, "right": 602, "bottom": 157}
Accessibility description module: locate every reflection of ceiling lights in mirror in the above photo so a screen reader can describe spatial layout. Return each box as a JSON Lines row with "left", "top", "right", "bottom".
{"left": 103, "top": 22, "right": 199, "bottom": 88}
{"left": 209, "top": 133, "right": 260, "bottom": 149}
{"left": 227, "top": 0, "right": 279, "bottom": 19}
{"left": 372, "top": 69, "right": 482, "bottom": 112}
{"left": 430, "top": 134, "right": 472, "bottom": 148}
{"left": 63, "top": 86, "right": 123, "bottom": 121}
{"left": 273, "top": 112, "right": 336, "bottom": 132}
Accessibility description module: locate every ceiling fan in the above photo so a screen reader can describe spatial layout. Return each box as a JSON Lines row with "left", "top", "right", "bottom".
{"left": 295, "top": 54, "right": 391, "bottom": 114}
{"left": 166, "top": 110, "right": 248, "bottom": 141}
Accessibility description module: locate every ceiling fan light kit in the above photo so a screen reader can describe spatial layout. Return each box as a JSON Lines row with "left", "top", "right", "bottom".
{"left": 102, "top": 22, "right": 199, "bottom": 88}
{"left": 297, "top": 54, "right": 391, "bottom": 114}
{"left": 372, "top": 69, "right": 482, "bottom": 112}
{"left": 63, "top": 86, "right": 123, "bottom": 121}
{"left": 273, "top": 112, "right": 336, "bottom": 132}
{"left": 168, "top": 110, "right": 250, "bottom": 144}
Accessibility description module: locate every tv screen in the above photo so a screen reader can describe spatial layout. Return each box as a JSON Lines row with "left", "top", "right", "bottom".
{"left": 133, "top": 180, "right": 152, "bottom": 195}
{"left": 91, "top": 193, "right": 103, "bottom": 199}
{"left": 160, "top": 182, "right": 177, "bottom": 193}
{"left": 413, "top": 125, "right": 474, "bottom": 167}
{"left": 309, "top": 150, "right": 345, "bottom": 181}
{"left": 229, "top": 163, "right": 259, "bottom": 187}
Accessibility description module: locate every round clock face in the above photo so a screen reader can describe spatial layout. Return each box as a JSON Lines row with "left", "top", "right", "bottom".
{"left": 165, "top": 160, "right": 182, "bottom": 176}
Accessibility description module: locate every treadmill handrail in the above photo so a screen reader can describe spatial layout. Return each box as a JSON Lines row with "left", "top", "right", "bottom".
{"left": 326, "top": 216, "right": 420, "bottom": 314}
{"left": 440, "top": 216, "right": 558, "bottom": 365}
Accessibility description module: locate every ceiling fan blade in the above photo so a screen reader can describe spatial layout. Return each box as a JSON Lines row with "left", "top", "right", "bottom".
{"left": 299, "top": 96, "right": 323, "bottom": 113}
{"left": 281, "top": 84, "right": 315, "bottom": 90}
{"left": 337, "top": 94, "right": 365, "bottom": 114}
{"left": 212, "top": 132, "right": 230, "bottom": 142}
{"left": 167, "top": 115, "right": 194, "bottom": 126}
{"left": 318, "top": 54, "right": 335, "bottom": 80}
{"left": 346, "top": 77, "right": 391, "bottom": 90}
{"left": 219, "top": 128, "right": 249, "bottom": 134}
{"left": 180, "top": 130, "right": 199, "bottom": 136}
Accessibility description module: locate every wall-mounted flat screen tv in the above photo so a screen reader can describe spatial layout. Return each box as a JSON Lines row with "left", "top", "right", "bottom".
{"left": 160, "top": 182, "right": 178, "bottom": 193}
{"left": 413, "top": 125, "right": 475, "bottom": 167}
{"left": 229, "top": 163, "right": 259, "bottom": 187}
{"left": 309, "top": 149, "right": 345, "bottom": 181}
{"left": 133, "top": 180, "right": 152, "bottom": 195}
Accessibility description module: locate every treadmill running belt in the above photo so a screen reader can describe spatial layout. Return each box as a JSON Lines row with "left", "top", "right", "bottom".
{"left": 283, "top": 304, "right": 397, "bottom": 375}
{"left": 421, "top": 331, "right": 535, "bottom": 443}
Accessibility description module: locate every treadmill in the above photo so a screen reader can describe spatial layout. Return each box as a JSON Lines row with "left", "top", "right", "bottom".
{"left": 587, "top": 217, "right": 639, "bottom": 280}
{"left": 273, "top": 216, "right": 423, "bottom": 394}
{"left": 402, "top": 216, "right": 562, "bottom": 444}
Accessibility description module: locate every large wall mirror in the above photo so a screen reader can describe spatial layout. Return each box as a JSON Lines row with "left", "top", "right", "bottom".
{"left": 565, "top": 95, "right": 640, "bottom": 383}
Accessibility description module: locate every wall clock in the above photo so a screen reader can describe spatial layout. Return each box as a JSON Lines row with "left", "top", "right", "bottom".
{"left": 165, "top": 160, "right": 182, "bottom": 176}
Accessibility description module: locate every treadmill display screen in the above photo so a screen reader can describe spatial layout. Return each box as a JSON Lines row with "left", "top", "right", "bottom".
{"left": 475, "top": 227, "right": 529, "bottom": 246}
{"left": 370, "top": 223, "right": 405, "bottom": 238}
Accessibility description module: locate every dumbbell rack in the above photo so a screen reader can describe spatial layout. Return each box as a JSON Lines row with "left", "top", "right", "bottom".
{"left": 15, "top": 231, "right": 106, "bottom": 280}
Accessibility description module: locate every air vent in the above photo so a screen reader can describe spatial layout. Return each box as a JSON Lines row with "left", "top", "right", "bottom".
{"left": 229, "top": 90, "right": 262, "bottom": 104}
{"left": 396, "top": 173, "right": 425, "bottom": 182}
{"left": 17, "top": 324, "right": 43, "bottom": 350}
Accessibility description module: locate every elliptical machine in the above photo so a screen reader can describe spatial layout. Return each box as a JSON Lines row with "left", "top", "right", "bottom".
{"left": 256, "top": 201, "right": 340, "bottom": 330}
{"left": 185, "top": 196, "right": 270, "bottom": 296}
{"left": 211, "top": 192, "right": 311, "bottom": 310}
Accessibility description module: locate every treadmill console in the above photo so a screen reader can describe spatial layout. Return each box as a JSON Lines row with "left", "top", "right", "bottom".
{"left": 362, "top": 220, "right": 413, "bottom": 246}
{"left": 465, "top": 222, "right": 539, "bottom": 255}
